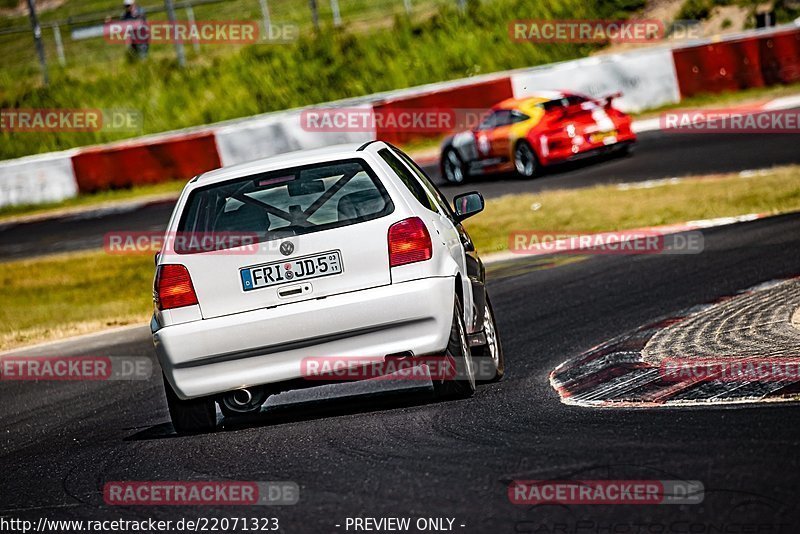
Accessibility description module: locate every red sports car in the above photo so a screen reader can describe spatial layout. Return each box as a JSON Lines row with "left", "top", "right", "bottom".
{"left": 440, "top": 91, "right": 636, "bottom": 183}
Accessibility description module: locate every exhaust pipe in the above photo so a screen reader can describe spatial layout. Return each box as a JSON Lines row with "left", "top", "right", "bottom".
{"left": 231, "top": 388, "right": 253, "bottom": 407}
{"left": 221, "top": 387, "right": 267, "bottom": 416}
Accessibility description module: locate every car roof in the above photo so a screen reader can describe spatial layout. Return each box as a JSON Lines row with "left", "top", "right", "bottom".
{"left": 195, "top": 142, "right": 384, "bottom": 185}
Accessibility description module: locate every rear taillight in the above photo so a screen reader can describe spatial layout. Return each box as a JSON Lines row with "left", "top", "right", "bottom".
{"left": 155, "top": 264, "right": 198, "bottom": 310}
{"left": 388, "top": 217, "right": 433, "bottom": 267}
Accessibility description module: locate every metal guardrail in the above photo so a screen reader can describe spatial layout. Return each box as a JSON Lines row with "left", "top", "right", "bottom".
{"left": 1, "top": 0, "right": 447, "bottom": 76}
{"left": 0, "top": 0, "right": 422, "bottom": 35}
{"left": 1, "top": 0, "right": 251, "bottom": 36}
{"left": 1, "top": 0, "right": 452, "bottom": 80}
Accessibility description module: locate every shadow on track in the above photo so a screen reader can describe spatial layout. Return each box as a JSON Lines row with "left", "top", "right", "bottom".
{"left": 431, "top": 147, "right": 634, "bottom": 189}
{"left": 125, "top": 386, "right": 438, "bottom": 441}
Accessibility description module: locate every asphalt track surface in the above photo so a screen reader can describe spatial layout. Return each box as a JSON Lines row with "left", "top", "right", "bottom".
{"left": 3, "top": 213, "right": 800, "bottom": 530}
{"left": 2, "top": 127, "right": 800, "bottom": 260}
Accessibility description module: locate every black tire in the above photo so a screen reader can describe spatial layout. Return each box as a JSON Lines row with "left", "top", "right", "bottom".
{"left": 513, "top": 140, "right": 539, "bottom": 179}
{"left": 433, "top": 295, "right": 476, "bottom": 399}
{"left": 473, "top": 294, "right": 505, "bottom": 383}
{"left": 442, "top": 147, "right": 469, "bottom": 184}
{"left": 163, "top": 374, "right": 217, "bottom": 434}
{"left": 616, "top": 142, "right": 634, "bottom": 157}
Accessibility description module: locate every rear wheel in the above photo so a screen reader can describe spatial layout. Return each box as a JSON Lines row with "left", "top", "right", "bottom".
{"left": 442, "top": 148, "right": 468, "bottom": 184}
{"left": 513, "top": 140, "right": 538, "bottom": 178}
{"left": 433, "top": 296, "right": 476, "bottom": 399}
{"left": 473, "top": 294, "right": 504, "bottom": 383}
{"left": 616, "top": 142, "right": 633, "bottom": 157}
{"left": 163, "top": 374, "right": 217, "bottom": 434}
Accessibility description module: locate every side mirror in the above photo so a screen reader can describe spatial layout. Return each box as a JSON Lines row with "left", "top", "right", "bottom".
{"left": 452, "top": 191, "right": 484, "bottom": 222}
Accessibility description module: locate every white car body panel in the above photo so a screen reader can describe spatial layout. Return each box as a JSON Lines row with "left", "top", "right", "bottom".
{"left": 155, "top": 277, "right": 453, "bottom": 398}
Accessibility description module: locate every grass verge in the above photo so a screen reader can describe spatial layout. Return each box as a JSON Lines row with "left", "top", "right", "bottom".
{"left": 0, "top": 251, "right": 154, "bottom": 351}
{"left": 2, "top": 164, "right": 799, "bottom": 351}
{"left": 463, "top": 165, "right": 800, "bottom": 253}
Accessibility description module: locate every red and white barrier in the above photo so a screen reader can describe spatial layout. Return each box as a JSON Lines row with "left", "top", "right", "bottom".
{"left": 71, "top": 131, "right": 221, "bottom": 193}
{"left": 1, "top": 24, "right": 798, "bottom": 208}
{"left": 672, "top": 27, "right": 800, "bottom": 96}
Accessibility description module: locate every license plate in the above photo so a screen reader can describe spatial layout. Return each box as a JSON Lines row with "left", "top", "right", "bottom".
{"left": 590, "top": 130, "right": 618, "bottom": 144}
{"left": 240, "top": 250, "right": 343, "bottom": 291}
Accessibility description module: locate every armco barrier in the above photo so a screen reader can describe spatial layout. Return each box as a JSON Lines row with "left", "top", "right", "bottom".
{"left": 673, "top": 27, "right": 800, "bottom": 97}
{"left": 759, "top": 29, "right": 800, "bottom": 84}
{"left": 373, "top": 77, "right": 514, "bottom": 145}
{"left": 70, "top": 131, "right": 221, "bottom": 193}
{"left": 215, "top": 108, "right": 374, "bottom": 167}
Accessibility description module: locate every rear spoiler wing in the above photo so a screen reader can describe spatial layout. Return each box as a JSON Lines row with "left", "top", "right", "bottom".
{"left": 600, "top": 91, "right": 623, "bottom": 107}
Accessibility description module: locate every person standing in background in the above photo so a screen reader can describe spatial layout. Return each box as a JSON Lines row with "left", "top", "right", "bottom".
{"left": 121, "top": 0, "right": 149, "bottom": 60}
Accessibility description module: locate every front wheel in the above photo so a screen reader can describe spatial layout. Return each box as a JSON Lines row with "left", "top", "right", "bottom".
{"left": 616, "top": 142, "right": 634, "bottom": 157}
{"left": 513, "top": 140, "right": 538, "bottom": 179}
{"left": 442, "top": 148, "right": 469, "bottom": 184}
{"left": 163, "top": 374, "right": 217, "bottom": 434}
{"left": 433, "top": 296, "right": 476, "bottom": 399}
{"left": 473, "top": 294, "right": 504, "bottom": 383}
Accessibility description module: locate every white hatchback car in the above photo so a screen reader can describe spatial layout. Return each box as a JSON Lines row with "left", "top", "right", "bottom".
{"left": 151, "top": 141, "right": 504, "bottom": 433}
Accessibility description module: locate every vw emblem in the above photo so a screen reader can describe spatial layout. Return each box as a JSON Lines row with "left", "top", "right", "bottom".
{"left": 279, "top": 241, "right": 294, "bottom": 256}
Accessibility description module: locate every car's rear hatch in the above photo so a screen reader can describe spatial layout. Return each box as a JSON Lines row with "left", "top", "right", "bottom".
{"left": 167, "top": 159, "right": 396, "bottom": 319}
{"left": 564, "top": 101, "right": 617, "bottom": 136}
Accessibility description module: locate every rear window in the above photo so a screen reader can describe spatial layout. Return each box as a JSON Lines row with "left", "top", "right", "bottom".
{"left": 378, "top": 148, "right": 437, "bottom": 213}
{"left": 176, "top": 159, "right": 394, "bottom": 253}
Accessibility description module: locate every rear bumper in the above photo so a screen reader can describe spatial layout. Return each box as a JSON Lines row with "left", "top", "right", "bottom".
{"left": 153, "top": 277, "right": 455, "bottom": 399}
{"left": 564, "top": 139, "right": 634, "bottom": 162}
{"left": 542, "top": 133, "right": 636, "bottom": 166}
